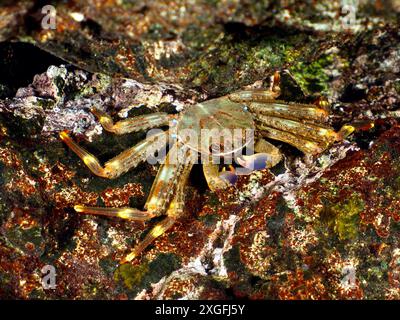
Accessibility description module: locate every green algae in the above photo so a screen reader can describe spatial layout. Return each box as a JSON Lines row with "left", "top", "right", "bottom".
{"left": 320, "top": 195, "right": 364, "bottom": 241}
{"left": 198, "top": 213, "right": 220, "bottom": 227}
{"left": 3, "top": 225, "right": 43, "bottom": 255}
{"left": 290, "top": 54, "right": 334, "bottom": 95}
{"left": 393, "top": 79, "right": 400, "bottom": 95}
{"left": 114, "top": 262, "right": 149, "bottom": 290}
{"left": 114, "top": 253, "right": 181, "bottom": 294}
{"left": 74, "top": 73, "right": 112, "bottom": 99}
{"left": 186, "top": 33, "right": 300, "bottom": 94}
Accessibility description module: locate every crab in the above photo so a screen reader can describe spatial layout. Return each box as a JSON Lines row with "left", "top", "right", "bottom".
{"left": 59, "top": 72, "right": 355, "bottom": 263}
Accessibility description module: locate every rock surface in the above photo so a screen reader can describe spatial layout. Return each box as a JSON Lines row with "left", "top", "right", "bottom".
{"left": 0, "top": 0, "right": 399, "bottom": 299}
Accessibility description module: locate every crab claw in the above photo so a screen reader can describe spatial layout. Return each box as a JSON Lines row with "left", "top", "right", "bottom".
{"left": 219, "top": 170, "right": 238, "bottom": 185}
{"left": 236, "top": 153, "right": 273, "bottom": 171}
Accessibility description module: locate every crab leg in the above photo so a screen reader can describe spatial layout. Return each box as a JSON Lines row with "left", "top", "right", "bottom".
{"left": 229, "top": 71, "right": 281, "bottom": 102}
{"left": 203, "top": 162, "right": 230, "bottom": 191}
{"left": 256, "top": 115, "right": 339, "bottom": 143}
{"left": 74, "top": 205, "right": 154, "bottom": 221}
{"left": 258, "top": 124, "right": 327, "bottom": 155}
{"left": 91, "top": 107, "right": 175, "bottom": 134}
{"left": 144, "top": 142, "right": 195, "bottom": 216}
{"left": 121, "top": 158, "right": 193, "bottom": 263}
{"left": 247, "top": 102, "right": 329, "bottom": 123}
{"left": 59, "top": 130, "right": 168, "bottom": 179}
{"left": 121, "top": 216, "right": 177, "bottom": 263}
{"left": 229, "top": 89, "right": 280, "bottom": 103}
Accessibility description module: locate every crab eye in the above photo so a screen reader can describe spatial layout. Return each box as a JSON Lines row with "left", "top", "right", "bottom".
{"left": 219, "top": 171, "right": 238, "bottom": 185}
{"left": 237, "top": 153, "right": 271, "bottom": 171}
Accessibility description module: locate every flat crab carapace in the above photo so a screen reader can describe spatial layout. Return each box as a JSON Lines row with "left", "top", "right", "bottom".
{"left": 60, "top": 72, "right": 355, "bottom": 263}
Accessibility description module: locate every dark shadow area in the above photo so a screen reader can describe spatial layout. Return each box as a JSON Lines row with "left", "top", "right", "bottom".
{"left": 0, "top": 42, "right": 66, "bottom": 98}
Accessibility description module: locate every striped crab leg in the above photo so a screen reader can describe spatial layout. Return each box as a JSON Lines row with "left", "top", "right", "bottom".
{"left": 121, "top": 159, "right": 193, "bottom": 263}
{"left": 248, "top": 101, "right": 356, "bottom": 154}
{"left": 228, "top": 71, "right": 281, "bottom": 102}
{"left": 246, "top": 101, "right": 329, "bottom": 123}
{"left": 69, "top": 142, "right": 195, "bottom": 260}
{"left": 258, "top": 124, "right": 327, "bottom": 155}
{"left": 91, "top": 108, "right": 176, "bottom": 134}
{"left": 228, "top": 71, "right": 330, "bottom": 125}
{"left": 250, "top": 103, "right": 351, "bottom": 155}
{"left": 144, "top": 142, "right": 195, "bottom": 215}
{"left": 230, "top": 90, "right": 330, "bottom": 124}
{"left": 63, "top": 130, "right": 169, "bottom": 220}
{"left": 60, "top": 130, "right": 168, "bottom": 178}
{"left": 74, "top": 205, "right": 155, "bottom": 221}
{"left": 255, "top": 115, "right": 340, "bottom": 143}
{"left": 229, "top": 86, "right": 346, "bottom": 154}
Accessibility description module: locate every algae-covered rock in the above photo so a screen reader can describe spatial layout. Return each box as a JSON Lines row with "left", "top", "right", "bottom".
{"left": 0, "top": 0, "right": 400, "bottom": 300}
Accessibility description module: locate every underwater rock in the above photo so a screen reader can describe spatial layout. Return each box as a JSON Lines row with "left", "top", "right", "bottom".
{"left": 0, "top": 0, "right": 400, "bottom": 300}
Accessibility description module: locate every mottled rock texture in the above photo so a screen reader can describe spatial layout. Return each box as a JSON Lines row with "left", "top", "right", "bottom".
{"left": 0, "top": 0, "right": 399, "bottom": 299}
